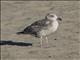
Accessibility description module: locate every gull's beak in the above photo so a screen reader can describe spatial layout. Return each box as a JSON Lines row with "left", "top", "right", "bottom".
{"left": 57, "top": 17, "right": 62, "bottom": 21}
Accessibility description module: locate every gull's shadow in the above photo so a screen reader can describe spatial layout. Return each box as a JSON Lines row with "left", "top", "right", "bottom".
{"left": 0, "top": 40, "right": 32, "bottom": 46}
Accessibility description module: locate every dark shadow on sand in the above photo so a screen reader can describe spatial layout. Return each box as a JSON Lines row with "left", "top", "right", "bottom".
{"left": 0, "top": 40, "right": 32, "bottom": 46}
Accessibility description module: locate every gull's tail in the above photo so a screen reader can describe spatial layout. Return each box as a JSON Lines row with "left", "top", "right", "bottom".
{"left": 16, "top": 26, "right": 31, "bottom": 35}
{"left": 16, "top": 26, "right": 39, "bottom": 38}
{"left": 16, "top": 31, "right": 25, "bottom": 35}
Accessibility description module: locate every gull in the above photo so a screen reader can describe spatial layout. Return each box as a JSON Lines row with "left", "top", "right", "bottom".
{"left": 17, "top": 13, "right": 62, "bottom": 47}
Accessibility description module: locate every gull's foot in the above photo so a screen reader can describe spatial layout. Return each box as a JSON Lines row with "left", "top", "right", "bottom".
{"left": 40, "top": 44, "right": 50, "bottom": 48}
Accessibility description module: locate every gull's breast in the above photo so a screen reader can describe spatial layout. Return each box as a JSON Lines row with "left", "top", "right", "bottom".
{"left": 39, "top": 21, "right": 59, "bottom": 36}
{"left": 52, "top": 21, "right": 59, "bottom": 32}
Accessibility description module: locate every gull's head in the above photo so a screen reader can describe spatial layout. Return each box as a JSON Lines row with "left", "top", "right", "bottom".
{"left": 45, "top": 13, "right": 62, "bottom": 21}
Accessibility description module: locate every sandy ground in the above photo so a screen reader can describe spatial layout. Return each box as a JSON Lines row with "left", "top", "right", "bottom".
{"left": 1, "top": 1, "right": 80, "bottom": 60}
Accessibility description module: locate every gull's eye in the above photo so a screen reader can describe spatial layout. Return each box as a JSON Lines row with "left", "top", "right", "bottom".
{"left": 49, "top": 15, "right": 54, "bottom": 17}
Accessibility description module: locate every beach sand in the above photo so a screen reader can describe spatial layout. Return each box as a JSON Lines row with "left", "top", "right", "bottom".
{"left": 1, "top": 1, "right": 80, "bottom": 60}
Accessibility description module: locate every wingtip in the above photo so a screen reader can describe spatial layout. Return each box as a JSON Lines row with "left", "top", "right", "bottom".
{"left": 16, "top": 32, "right": 23, "bottom": 35}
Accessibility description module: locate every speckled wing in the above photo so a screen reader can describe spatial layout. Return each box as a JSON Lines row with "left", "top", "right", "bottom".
{"left": 17, "top": 19, "right": 51, "bottom": 37}
{"left": 30, "top": 19, "right": 50, "bottom": 32}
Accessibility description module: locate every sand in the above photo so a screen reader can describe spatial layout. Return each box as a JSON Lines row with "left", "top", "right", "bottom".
{"left": 1, "top": 1, "right": 80, "bottom": 60}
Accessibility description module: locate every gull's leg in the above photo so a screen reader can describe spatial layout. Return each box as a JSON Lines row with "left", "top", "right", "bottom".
{"left": 40, "top": 36, "right": 43, "bottom": 47}
{"left": 45, "top": 36, "right": 49, "bottom": 48}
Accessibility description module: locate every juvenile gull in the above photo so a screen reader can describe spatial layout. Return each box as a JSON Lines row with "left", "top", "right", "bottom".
{"left": 17, "top": 13, "right": 62, "bottom": 47}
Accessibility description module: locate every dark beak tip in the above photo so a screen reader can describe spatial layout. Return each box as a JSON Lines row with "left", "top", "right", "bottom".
{"left": 58, "top": 18, "right": 62, "bottom": 21}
